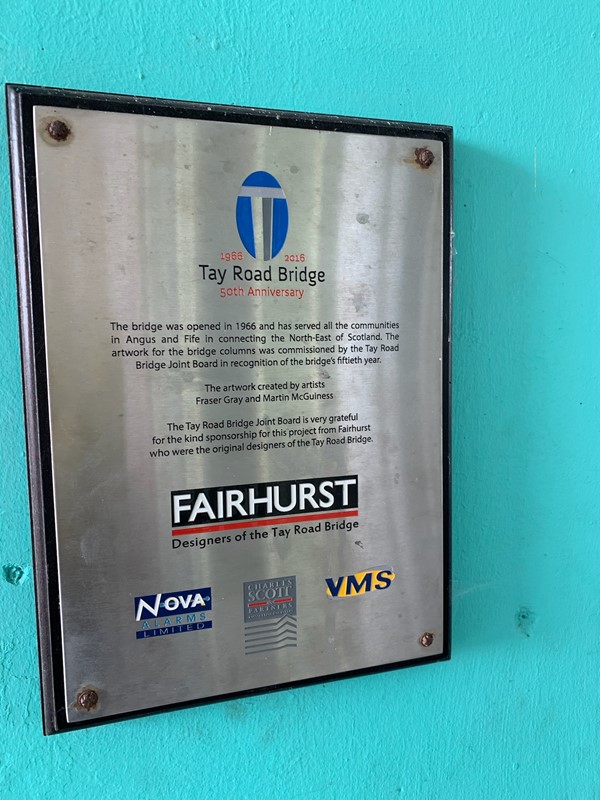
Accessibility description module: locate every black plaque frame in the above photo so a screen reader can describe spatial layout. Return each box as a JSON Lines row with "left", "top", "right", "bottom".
{"left": 6, "top": 84, "right": 452, "bottom": 734}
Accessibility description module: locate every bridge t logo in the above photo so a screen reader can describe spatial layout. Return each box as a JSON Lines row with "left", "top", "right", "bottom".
{"left": 236, "top": 171, "right": 289, "bottom": 260}
{"left": 325, "top": 567, "right": 396, "bottom": 597}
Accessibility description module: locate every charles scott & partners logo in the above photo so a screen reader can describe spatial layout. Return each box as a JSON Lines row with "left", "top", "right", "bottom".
{"left": 243, "top": 575, "right": 297, "bottom": 654}
{"left": 134, "top": 587, "right": 212, "bottom": 639}
{"left": 236, "top": 171, "right": 289, "bottom": 260}
{"left": 325, "top": 566, "right": 395, "bottom": 598}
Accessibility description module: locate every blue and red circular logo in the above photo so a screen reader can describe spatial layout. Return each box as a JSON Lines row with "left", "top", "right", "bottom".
{"left": 236, "top": 171, "right": 289, "bottom": 260}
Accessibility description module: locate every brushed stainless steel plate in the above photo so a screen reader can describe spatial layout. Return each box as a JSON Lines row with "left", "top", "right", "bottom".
{"left": 7, "top": 85, "right": 452, "bottom": 733}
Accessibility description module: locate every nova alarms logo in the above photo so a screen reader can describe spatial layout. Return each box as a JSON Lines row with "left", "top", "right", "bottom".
{"left": 325, "top": 567, "right": 395, "bottom": 598}
{"left": 236, "top": 171, "right": 289, "bottom": 260}
{"left": 134, "top": 587, "right": 212, "bottom": 639}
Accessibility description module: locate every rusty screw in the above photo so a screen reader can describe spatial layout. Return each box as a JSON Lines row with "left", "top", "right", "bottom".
{"left": 76, "top": 689, "right": 99, "bottom": 711}
{"left": 419, "top": 632, "right": 434, "bottom": 647}
{"left": 46, "top": 119, "right": 71, "bottom": 142}
{"left": 415, "top": 147, "right": 434, "bottom": 169}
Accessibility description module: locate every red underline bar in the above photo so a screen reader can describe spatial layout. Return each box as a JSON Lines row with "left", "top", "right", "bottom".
{"left": 172, "top": 509, "right": 359, "bottom": 536}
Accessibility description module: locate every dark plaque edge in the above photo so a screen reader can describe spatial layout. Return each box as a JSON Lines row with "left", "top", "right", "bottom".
{"left": 5, "top": 83, "right": 453, "bottom": 735}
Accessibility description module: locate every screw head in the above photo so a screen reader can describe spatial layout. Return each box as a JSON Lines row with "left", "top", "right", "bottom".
{"left": 419, "top": 631, "right": 434, "bottom": 647}
{"left": 415, "top": 147, "right": 435, "bottom": 169}
{"left": 46, "top": 119, "right": 71, "bottom": 142}
{"left": 76, "top": 688, "right": 99, "bottom": 711}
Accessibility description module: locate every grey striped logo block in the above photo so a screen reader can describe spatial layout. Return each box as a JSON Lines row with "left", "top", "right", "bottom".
{"left": 243, "top": 576, "right": 297, "bottom": 654}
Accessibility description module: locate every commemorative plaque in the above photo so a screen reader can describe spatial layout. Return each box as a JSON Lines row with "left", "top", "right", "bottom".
{"left": 7, "top": 85, "right": 452, "bottom": 733}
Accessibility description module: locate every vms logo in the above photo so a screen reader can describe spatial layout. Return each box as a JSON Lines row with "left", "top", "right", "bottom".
{"left": 134, "top": 587, "right": 212, "bottom": 639}
{"left": 236, "top": 171, "right": 289, "bottom": 260}
{"left": 325, "top": 567, "right": 396, "bottom": 598}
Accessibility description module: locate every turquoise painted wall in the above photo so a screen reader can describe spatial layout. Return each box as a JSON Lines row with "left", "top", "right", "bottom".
{"left": 1, "top": 1, "right": 598, "bottom": 797}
